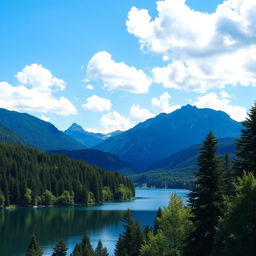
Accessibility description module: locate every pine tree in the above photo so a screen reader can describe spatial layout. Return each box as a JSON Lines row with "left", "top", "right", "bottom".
{"left": 71, "top": 233, "right": 94, "bottom": 256}
{"left": 95, "top": 240, "right": 109, "bottom": 256}
{"left": 235, "top": 103, "right": 256, "bottom": 176}
{"left": 184, "top": 132, "right": 223, "bottom": 256}
{"left": 52, "top": 240, "right": 68, "bottom": 256}
{"left": 223, "top": 154, "right": 235, "bottom": 195}
{"left": 153, "top": 208, "right": 162, "bottom": 235}
{"left": 26, "top": 234, "right": 43, "bottom": 256}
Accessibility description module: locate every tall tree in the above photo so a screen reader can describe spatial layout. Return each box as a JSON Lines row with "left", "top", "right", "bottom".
{"left": 184, "top": 132, "right": 223, "bottom": 256}
{"left": 212, "top": 172, "right": 256, "bottom": 256}
{"left": 26, "top": 234, "right": 43, "bottom": 256}
{"left": 235, "top": 103, "right": 256, "bottom": 176}
{"left": 71, "top": 233, "right": 94, "bottom": 256}
{"left": 95, "top": 240, "right": 109, "bottom": 256}
{"left": 52, "top": 240, "right": 68, "bottom": 256}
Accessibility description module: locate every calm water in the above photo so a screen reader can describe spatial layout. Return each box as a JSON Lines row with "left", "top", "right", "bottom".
{"left": 0, "top": 188, "right": 188, "bottom": 256}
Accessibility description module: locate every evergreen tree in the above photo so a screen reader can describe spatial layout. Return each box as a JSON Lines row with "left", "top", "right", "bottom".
{"left": 95, "top": 240, "right": 109, "bottom": 256}
{"left": 184, "top": 132, "right": 223, "bottom": 256}
{"left": 153, "top": 208, "right": 162, "bottom": 235}
{"left": 52, "top": 240, "right": 68, "bottom": 256}
{"left": 235, "top": 103, "right": 256, "bottom": 176}
{"left": 223, "top": 154, "right": 235, "bottom": 195}
{"left": 71, "top": 233, "right": 94, "bottom": 256}
{"left": 26, "top": 234, "right": 43, "bottom": 256}
{"left": 212, "top": 172, "right": 256, "bottom": 256}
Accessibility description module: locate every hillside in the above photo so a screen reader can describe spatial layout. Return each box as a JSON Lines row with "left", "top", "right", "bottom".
{"left": 48, "top": 149, "right": 136, "bottom": 175}
{"left": 95, "top": 105, "right": 242, "bottom": 170}
{"left": 65, "top": 123, "right": 122, "bottom": 148}
{"left": 0, "top": 108, "right": 86, "bottom": 151}
{"left": 0, "top": 123, "right": 31, "bottom": 147}
{"left": 131, "top": 138, "right": 237, "bottom": 188}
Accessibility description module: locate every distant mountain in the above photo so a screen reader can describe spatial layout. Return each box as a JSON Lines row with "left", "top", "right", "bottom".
{"left": 48, "top": 149, "right": 136, "bottom": 175}
{"left": 131, "top": 137, "right": 237, "bottom": 188}
{"left": 0, "top": 108, "right": 86, "bottom": 151}
{"left": 0, "top": 123, "right": 31, "bottom": 147}
{"left": 65, "top": 123, "right": 122, "bottom": 148}
{"left": 95, "top": 105, "right": 242, "bottom": 170}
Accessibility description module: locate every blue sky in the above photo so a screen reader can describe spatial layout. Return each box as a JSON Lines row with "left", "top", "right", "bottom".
{"left": 1, "top": 0, "right": 256, "bottom": 133}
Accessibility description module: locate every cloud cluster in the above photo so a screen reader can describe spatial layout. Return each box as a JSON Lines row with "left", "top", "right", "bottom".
{"left": 86, "top": 51, "right": 152, "bottom": 94}
{"left": 127, "top": 0, "right": 256, "bottom": 91}
{"left": 0, "top": 64, "right": 76, "bottom": 115}
{"left": 193, "top": 91, "right": 247, "bottom": 121}
{"left": 82, "top": 95, "right": 112, "bottom": 112}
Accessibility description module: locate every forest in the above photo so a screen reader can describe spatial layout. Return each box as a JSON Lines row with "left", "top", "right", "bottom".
{"left": 24, "top": 103, "right": 256, "bottom": 256}
{"left": 0, "top": 143, "right": 134, "bottom": 207}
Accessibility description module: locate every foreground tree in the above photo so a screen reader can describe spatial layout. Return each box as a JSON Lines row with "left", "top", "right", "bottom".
{"left": 235, "top": 103, "right": 256, "bottom": 176}
{"left": 95, "top": 240, "right": 109, "bottom": 256}
{"left": 184, "top": 132, "right": 223, "bottom": 256}
{"left": 212, "top": 172, "right": 256, "bottom": 256}
{"left": 52, "top": 240, "right": 68, "bottom": 256}
{"left": 26, "top": 234, "right": 43, "bottom": 256}
{"left": 71, "top": 233, "right": 94, "bottom": 256}
{"left": 141, "top": 193, "right": 192, "bottom": 256}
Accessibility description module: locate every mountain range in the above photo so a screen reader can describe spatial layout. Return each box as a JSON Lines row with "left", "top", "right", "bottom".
{"left": 95, "top": 105, "right": 242, "bottom": 170}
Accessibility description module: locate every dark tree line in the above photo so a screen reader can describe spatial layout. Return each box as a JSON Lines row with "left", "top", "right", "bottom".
{"left": 0, "top": 143, "right": 134, "bottom": 207}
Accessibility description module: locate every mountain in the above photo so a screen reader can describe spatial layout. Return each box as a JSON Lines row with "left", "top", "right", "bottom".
{"left": 131, "top": 137, "right": 237, "bottom": 188}
{"left": 0, "top": 108, "right": 86, "bottom": 151}
{"left": 95, "top": 105, "right": 242, "bottom": 170}
{"left": 0, "top": 123, "right": 31, "bottom": 147}
{"left": 65, "top": 123, "right": 122, "bottom": 148}
{"left": 48, "top": 149, "right": 136, "bottom": 175}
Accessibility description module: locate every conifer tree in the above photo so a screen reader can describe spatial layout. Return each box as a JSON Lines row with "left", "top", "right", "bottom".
{"left": 235, "top": 103, "right": 256, "bottom": 176}
{"left": 26, "top": 234, "right": 43, "bottom": 256}
{"left": 184, "top": 132, "right": 223, "bottom": 256}
{"left": 71, "top": 233, "right": 94, "bottom": 256}
{"left": 95, "top": 240, "right": 109, "bottom": 256}
{"left": 153, "top": 208, "right": 162, "bottom": 235}
{"left": 52, "top": 240, "right": 68, "bottom": 256}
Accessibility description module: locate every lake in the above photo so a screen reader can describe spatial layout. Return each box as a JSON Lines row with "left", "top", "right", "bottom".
{"left": 0, "top": 188, "right": 189, "bottom": 256}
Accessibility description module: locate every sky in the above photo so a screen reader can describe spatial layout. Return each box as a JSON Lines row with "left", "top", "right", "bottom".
{"left": 1, "top": 0, "right": 256, "bottom": 133}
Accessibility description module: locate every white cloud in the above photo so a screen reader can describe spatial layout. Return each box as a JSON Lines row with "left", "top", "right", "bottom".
{"left": 86, "top": 51, "right": 152, "bottom": 94}
{"left": 0, "top": 64, "right": 77, "bottom": 115}
{"left": 85, "top": 84, "right": 94, "bottom": 90}
{"left": 129, "top": 104, "right": 154, "bottom": 123}
{"left": 40, "top": 115, "right": 50, "bottom": 122}
{"left": 193, "top": 92, "right": 247, "bottom": 121}
{"left": 101, "top": 111, "right": 133, "bottom": 133}
{"left": 152, "top": 92, "right": 180, "bottom": 114}
{"left": 127, "top": 0, "right": 256, "bottom": 91}
{"left": 82, "top": 95, "right": 112, "bottom": 112}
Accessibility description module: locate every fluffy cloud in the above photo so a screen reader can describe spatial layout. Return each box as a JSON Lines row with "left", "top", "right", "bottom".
{"left": 193, "top": 91, "right": 247, "bottom": 121}
{"left": 0, "top": 64, "right": 77, "bottom": 115}
{"left": 152, "top": 92, "right": 180, "bottom": 113}
{"left": 82, "top": 95, "right": 111, "bottom": 112}
{"left": 85, "top": 84, "right": 94, "bottom": 90}
{"left": 129, "top": 104, "right": 154, "bottom": 123}
{"left": 127, "top": 0, "right": 256, "bottom": 91}
{"left": 101, "top": 111, "right": 133, "bottom": 133}
{"left": 86, "top": 51, "right": 152, "bottom": 94}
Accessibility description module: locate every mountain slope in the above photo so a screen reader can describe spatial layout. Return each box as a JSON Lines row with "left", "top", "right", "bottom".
{"left": 131, "top": 137, "right": 237, "bottom": 188}
{"left": 65, "top": 123, "right": 122, "bottom": 148}
{"left": 95, "top": 105, "right": 242, "bottom": 170}
{"left": 0, "top": 108, "right": 86, "bottom": 151}
{"left": 48, "top": 149, "right": 136, "bottom": 175}
{"left": 0, "top": 123, "right": 31, "bottom": 147}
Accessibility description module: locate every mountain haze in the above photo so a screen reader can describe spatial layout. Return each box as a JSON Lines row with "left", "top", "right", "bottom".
{"left": 95, "top": 105, "right": 242, "bottom": 170}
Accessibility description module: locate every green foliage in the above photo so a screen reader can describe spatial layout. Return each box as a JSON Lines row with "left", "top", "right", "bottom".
{"left": 102, "top": 186, "right": 113, "bottom": 201}
{"left": 56, "top": 191, "right": 74, "bottom": 205}
{"left": 184, "top": 132, "right": 223, "bottom": 256}
{"left": 26, "top": 234, "right": 43, "bottom": 256}
{"left": 0, "top": 142, "right": 134, "bottom": 206}
{"left": 235, "top": 103, "right": 256, "bottom": 176}
{"left": 71, "top": 233, "right": 94, "bottom": 256}
{"left": 115, "top": 210, "right": 144, "bottom": 256}
{"left": 141, "top": 194, "right": 192, "bottom": 256}
{"left": 0, "top": 192, "right": 5, "bottom": 208}
{"left": 212, "top": 172, "right": 256, "bottom": 256}
{"left": 52, "top": 240, "right": 68, "bottom": 256}
{"left": 95, "top": 240, "right": 109, "bottom": 256}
